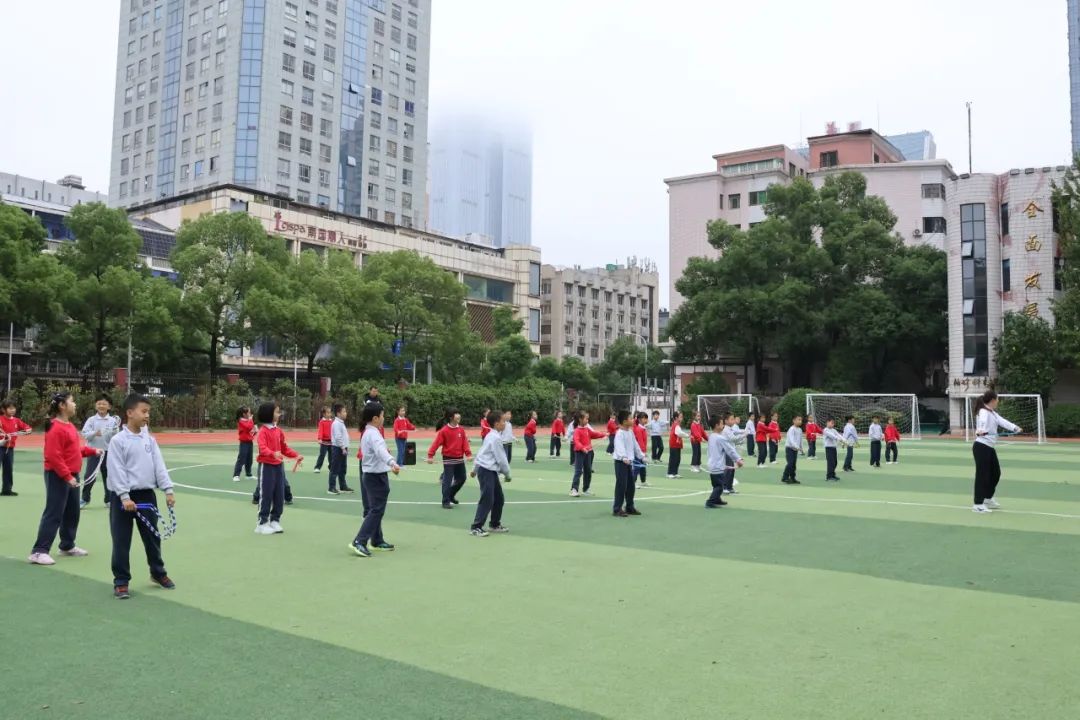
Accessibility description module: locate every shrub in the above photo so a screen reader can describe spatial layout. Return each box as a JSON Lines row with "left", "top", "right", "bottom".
{"left": 773, "top": 387, "right": 821, "bottom": 428}
{"left": 1045, "top": 404, "right": 1080, "bottom": 438}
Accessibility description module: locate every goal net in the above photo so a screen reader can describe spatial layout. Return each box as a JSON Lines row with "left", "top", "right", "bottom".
{"left": 963, "top": 394, "right": 1046, "bottom": 444}
{"left": 805, "top": 394, "right": 921, "bottom": 439}
{"left": 697, "top": 394, "right": 759, "bottom": 424}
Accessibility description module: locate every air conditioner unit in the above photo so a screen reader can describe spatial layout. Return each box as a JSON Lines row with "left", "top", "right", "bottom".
{"left": 22, "top": 339, "right": 35, "bottom": 350}
{"left": 912, "top": 229, "right": 923, "bottom": 238}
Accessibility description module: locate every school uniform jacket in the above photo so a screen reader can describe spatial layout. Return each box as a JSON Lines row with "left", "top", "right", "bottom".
{"left": 317, "top": 418, "right": 333, "bottom": 444}
{"left": 427, "top": 424, "right": 471, "bottom": 462}
{"left": 785, "top": 426, "right": 804, "bottom": 451}
{"left": 237, "top": 418, "right": 256, "bottom": 443}
{"left": 755, "top": 421, "right": 768, "bottom": 443}
{"left": 0, "top": 416, "right": 31, "bottom": 448}
{"left": 257, "top": 425, "right": 299, "bottom": 466}
{"left": 884, "top": 425, "right": 901, "bottom": 443}
{"left": 82, "top": 414, "right": 120, "bottom": 452}
{"left": 480, "top": 417, "right": 492, "bottom": 439}
{"left": 632, "top": 423, "right": 648, "bottom": 452}
{"left": 707, "top": 431, "right": 740, "bottom": 473}
{"left": 331, "top": 417, "right": 350, "bottom": 449}
{"left": 804, "top": 422, "right": 821, "bottom": 442}
{"left": 689, "top": 421, "right": 705, "bottom": 445}
{"left": 613, "top": 428, "right": 645, "bottom": 464}
{"left": 573, "top": 425, "right": 605, "bottom": 453}
{"left": 106, "top": 426, "right": 174, "bottom": 501}
{"left": 475, "top": 431, "right": 511, "bottom": 477}
{"left": 361, "top": 425, "right": 398, "bottom": 474}
{"left": 606, "top": 419, "right": 618, "bottom": 438}
{"left": 393, "top": 417, "right": 416, "bottom": 440}
{"left": 669, "top": 423, "right": 688, "bottom": 450}
{"left": 767, "top": 421, "right": 781, "bottom": 443}
{"left": 868, "top": 423, "right": 884, "bottom": 442}
{"left": 550, "top": 418, "right": 565, "bottom": 437}
{"left": 43, "top": 420, "right": 98, "bottom": 482}
{"left": 524, "top": 419, "right": 538, "bottom": 437}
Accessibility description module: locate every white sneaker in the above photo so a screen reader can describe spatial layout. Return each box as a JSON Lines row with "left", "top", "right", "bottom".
{"left": 666, "top": 474, "right": 676, "bottom": 479}
{"left": 984, "top": 498, "right": 1001, "bottom": 510}
{"left": 582, "top": 490, "right": 594, "bottom": 496}
{"left": 313, "top": 468, "right": 321, "bottom": 473}
{"left": 973, "top": 504, "right": 992, "bottom": 513}
{"left": 28, "top": 552, "right": 55, "bottom": 565}
{"left": 232, "top": 476, "right": 241, "bottom": 482}
{"left": 569, "top": 489, "right": 580, "bottom": 497}
{"left": 58, "top": 547, "right": 89, "bottom": 557}
{"left": 269, "top": 521, "right": 284, "bottom": 533}
{"left": 254, "top": 523, "right": 276, "bottom": 535}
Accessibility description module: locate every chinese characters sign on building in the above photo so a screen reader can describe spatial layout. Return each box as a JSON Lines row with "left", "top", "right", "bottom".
{"left": 270, "top": 211, "right": 368, "bottom": 250}
{"left": 953, "top": 376, "right": 993, "bottom": 390}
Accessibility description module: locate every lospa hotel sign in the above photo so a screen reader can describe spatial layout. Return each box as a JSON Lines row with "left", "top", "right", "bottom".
{"left": 270, "top": 211, "right": 368, "bottom": 250}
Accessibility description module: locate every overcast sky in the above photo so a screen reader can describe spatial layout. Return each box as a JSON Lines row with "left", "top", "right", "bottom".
{"left": 0, "top": 1, "right": 1072, "bottom": 307}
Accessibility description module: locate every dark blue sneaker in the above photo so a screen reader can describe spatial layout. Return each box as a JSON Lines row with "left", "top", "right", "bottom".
{"left": 349, "top": 542, "right": 371, "bottom": 557}
{"left": 374, "top": 542, "right": 395, "bottom": 551}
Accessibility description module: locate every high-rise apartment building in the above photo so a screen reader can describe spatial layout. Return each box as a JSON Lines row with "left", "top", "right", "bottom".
{"left": 109, "top": 0, "right": 431, "bottom": 228}
{"left": 540, "top": 262, "right": 659, "bottom": 364}
{"left": 429, "top": 116, "right": 532, "bottom": 247}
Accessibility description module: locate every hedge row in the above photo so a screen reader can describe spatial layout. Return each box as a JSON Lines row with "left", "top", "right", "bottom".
{"left": 1045, "top": 404, "right": 1080, "bottom": 438}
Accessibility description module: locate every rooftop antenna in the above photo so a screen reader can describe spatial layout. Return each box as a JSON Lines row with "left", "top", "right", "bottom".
{"left": 966, "top": 101, "right": 973, "bottom": 174}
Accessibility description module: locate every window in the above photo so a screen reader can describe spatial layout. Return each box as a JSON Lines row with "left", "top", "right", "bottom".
{"left": 387, "top": 117, "right": 398, "bottom": 134}
{"left": 300, "top": 111, "right": 313, "bottom": 132}
{"left": 284, "top": 28, "right": 297, "bottom": 46}
{"left": 1000, "top": 202, "right": 1010, "bottom": 237}
{"left": 218, "top": 0, "right": 228, "bottom": 13}
{"left": 386, "top": 140, "right": 397, "bottom": 158}
{"left": 374, "top": 18, "right": 384, "bottom": 35}
{"left": 402, "top": 145, "right": 413, "bottom": 163}
{"left": 406, "top": 56, "right": 416, "bottom": 73}
{"left": 319, "top": 143, "right": 332, "bottom": 163}
{"left": 119, "top": 181, "right": 128, "bottom": 198}
{"left": 319, "top": 169, "right": 330, "bottom": 187}
{"left": 370, "top": 111, "right": 382, "bottom": 129}
{"left": 193, "top": 160, "right": 203, "bottom": 178}
{"left": 216, "top": 24, "right": 226, "bottom": 41}
{"left": 384, "top": 211, "right": 396, "bottom": 224}
{"left": 209, "top": 155, "right": 219, "bottom": 173}
{"left": 820, "top": 150, "right": 839, "bottom": 168}
{"left": 285, "top": 2, "right": 298, "bottom": 21}
{"left": 296, "top": 189, "right": 311, "bottom": 203}
{"left": 211, "top": 129, "right": 221, "bottom": 148}
{"left": 371, "top": 87, "right": 382, "bottom": 104}
{"left": 370, "top": 135, "right": 381, "bottom": 151}
{"left": 303, "top": 60, "right": 315, "bottom": 79}
{"left": 403, "top": 122, "right": 413, "bottom": 140}
{"left": 198, "top": 81, "right": 208, "bottom": 98}
{"left": 392, "top": 4, "right": 402, "bottom": 20}
{"left": 368, "top": 183, "right": 379, "bottom": 200}
{"left": 921, "top": 183, "right": 946, "bottom": 200}
{"left": 373, "top": 40, "right": 383, "bottom": 55}
{"left": 304, "top": 35, "right": 316, "bottom": 55}
{"left": 369, "top": 159, "right": 379, "bottom": 176}
{"left": 321, "top": 93, "right": 334, "bottom": 111}
{"left": 301, "top": 86, "right": 314, "bottom": 105}
{"left": 404, "top": 100, "right": 414, "bottom": 116}
{"left": 371, "top": 64, "right": 383, "bottom": 80}
{"left": 278, "top": 131, "right": 292, "bottom": 150}
{"left": 389, "top": 93, "right": 399, "bottom": 110}
{"left": 389, "top": 71, "right": 399, "bottom": 87}
{"left": 922, "top": 217, "right": 946, "bottom": 234}
{"left": 195, "top": 134, "right": 205, "bottom": 152}
{"left": 402, "top": 168, "right": 412, "bottom": 186}
{"left": 320, "top": 118, "right": 333, "bottom": 137}
{"left": 748, "top": 190, "right": 769, "bottom": 206}
{"left": 390, "top": 48, "right": 400, "bottom": 63}
{"left": 728, "top": 193, "right": 741, "bottom": 209}
{"left": 407, "top": 10, "right": 417, "bottom": 28}
{"left": 283, "top": 53, "right": 296, "bottom": 73}
{"left": 180, "top": 164, "right": 189, "bottom": 180}
{"left": 529, "top": 262, "right": 541, "bottom": 297}
{"left": 324, "top": 44, "right": 335, "bottom": 63}
{"left": 299, "top": 164, "right": 311, "bottom": 183}
{"left": 189, "top": 11, "right": 198, "bottom": 26}
{"left": 186, "top": 62, "right": 195, "bottom": 80}
{"left": 305, "top": 9, "right": 318, "bottom": 28}
{"left": 1002, "top": 259, "right": 1011, "bottom": 293}
{"left": 407, "top": 33, "right": 416, "bottom": 50}
{"left": 123, "top": 110, "right": 133, "bottom": 128}
{"left": 402, "top": 191, "right": 412, "bottom": 209}
{"left": 385, "top": 163, "right": 397, "bottom": 181}
{"left": 203, "top": 5, "right": 213, "bottom": 22}
{"left": 121, "top": 158, "right": 130, "bottom": 176}
{"left": 385, "top": 187, "right": 395, "bottom": 203}
{"left": 325, "top": 19, "right": 337, "bottom": 38}
{"left": 181, "top": 138, "right": 190, "bottom": 155}
{"left": 405, "top": 77, "right": 415, "bottom": 94}
{"left": 184, "top": 87, "right": 193, "bottom": 103}
{"left": 322, "top": 68, "right": 334, "bottom": 84}
{"left": 300, "top": 137, "right": 312, "bottom": 156}
{"left": 368, "top": 207, "right": 379, "bottom": 220}
{"left": 211, "top": 102, "right": 221, "bottom": 121}
{"left": 961, "top": 204, "right": 988, "bottom": 375}
{"left": 280, "top": 105, "right": 293, "bottom": 124}
{"left": 873, "top": 153, "right": 880, "bottom": 164}
{"left": 278, "top": 158, "right": 291, "bottom": 179}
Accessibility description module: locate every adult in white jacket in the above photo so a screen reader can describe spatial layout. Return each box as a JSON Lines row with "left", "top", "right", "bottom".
{"left": 970, "top": 390, "right": 1021, "bottom": 513}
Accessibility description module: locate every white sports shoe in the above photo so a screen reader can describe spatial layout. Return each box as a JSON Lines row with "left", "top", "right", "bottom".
{"left": 59, "top": 547, "right": 89, "bottom": 557}
{"left": 232, "top": 476, "right": 241, "bottom": 482}
{"left": 972, "top": 504, "right": 992, "bottom": 513}
{"left": 269, "top": 521, "right": 284, "bottom": 533}
{"left": 666, "top": 474, "right": 676, "bottom": 479}
{"left": 254, "top": 523, "right": 276, "bottom": 534}
{"left": 984, "top": 498, "right": 1001, "bottom": 510}
{"left": 28, "top": 552, "right": 55, "bottom": 566}
{"left": 569, "top": 489, "right": 580, "bottom": 497}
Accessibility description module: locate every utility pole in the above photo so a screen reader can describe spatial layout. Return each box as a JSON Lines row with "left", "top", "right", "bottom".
{"left": 966, "top": 101, "right": 973, "bottom": 174}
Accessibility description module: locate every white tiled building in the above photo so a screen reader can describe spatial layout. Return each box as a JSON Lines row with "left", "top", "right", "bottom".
{"left": 109, "top": 0, "right": 430, "bottom": 229}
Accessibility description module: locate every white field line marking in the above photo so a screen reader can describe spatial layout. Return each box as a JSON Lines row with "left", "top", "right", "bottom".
{"left": 166, "top": 464, "right": 1080, "bottom": 520}
{"left": 170, "top": 481, "right": 708, "bottom": 506}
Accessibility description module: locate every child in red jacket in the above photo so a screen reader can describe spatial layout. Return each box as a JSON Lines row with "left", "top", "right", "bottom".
{"left": 480, "top": 408, "right": 492, "bottom": 439}
{"left": 254, "top": 402, "right": 303, "bottom": 535}
{"left": 755, "top": 416, "right": 769, "bottom": 467}
{"left": 667, "top": 411, "right": 690, "bottom": 478}
{"left": 523, "top": 411, "right": 539, "bottom": 462}
{"left": 633, "top": 412, "right": 650, "bottom": 486}
{"left": 428, "top": 409, "right": 472, "bottom": 508}
{"left": 0, "top": 399, "right": 32, "bottom": 496}
{"left": 884, "top": 418, "right": 901, "bottom": 464}
{"left": 393, "top": 406, "right": 416, "bottom": 466}
{"left": 549, "top": 411, "right": 566, "bottom": 458}
{"left": 605, "top": 413, "right": 618, "bottom": 455}
{"left": 804, "top": 415, "right": 821, "bottom": 460}
{"left": 569, "top": 411, "right": 605, "bottom": 497}
{"left": 767, "top": 412, "right": 781, "bottom": 464}
{"left": 689, "top": 411, "right": 705, "bottom": 472}
{"left": 29, "top": 393, "right": 101, "bottom": 565}
{"left": 313, "top": 406, "right": 333, "bottom": 473}
{"left": 232, "top": 406, "right": 257, "bottom": 483}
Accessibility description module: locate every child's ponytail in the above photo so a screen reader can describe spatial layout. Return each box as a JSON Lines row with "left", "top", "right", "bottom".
{"left": 44, "top": 392, "right": 71, "bottom": 433}
{"left": 972, "top": 390, "right": 997, "bottom": 417}
{"left": 236, "top": 406, "right": 250, "bottom": 422}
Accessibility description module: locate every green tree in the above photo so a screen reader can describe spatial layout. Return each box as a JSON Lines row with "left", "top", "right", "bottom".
{"left": 559, "top": 355, "right": 597, "bottom": 394}
{"left": 171, "top": 212, "right": 289, "bottom": 377}
{"left": 994, "top": 312, "right": 1056, "bottom": 399}
{"left": 533, "top": 356, "right": 562, "bottom": 382}
{"left": 492, "top": 306, "right": 524, "bottom": 339}
{"left": 685, "top": 371, "right": 730, "bottom": 397}
{"left": 129, "top": 277, "right": 186, "bottom": 373}
{"left": 0, "top": 204, "right": 70, "bottom": 330}
{"left": 489, "top": 334, "right": 535, "bottom": 383}
{"left": 593, "top": 335, "right": 667, "bottom": 392}
{"left": 51, "top": 203, "right": 147, "bottom": 385}
{"left": 1053, "top": 155, "right": 1080, "bottom": 364}
{"left": 358, "top": 250, "right": 468, "bottom": 378}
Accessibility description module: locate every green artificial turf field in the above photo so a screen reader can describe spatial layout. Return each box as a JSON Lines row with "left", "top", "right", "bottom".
{"left": 3, "top": 436, "right": 1080, "bottom": 719}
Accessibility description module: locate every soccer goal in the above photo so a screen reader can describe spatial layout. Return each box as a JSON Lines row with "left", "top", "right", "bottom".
{"left": 963, "top": 394, "right": 1046, "bottom": 444}
{"left": 697, "top": 394, "right": 760, "bottom": 424}
{"left": 805, "top": 394, "right": 921, "bottom": 439}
